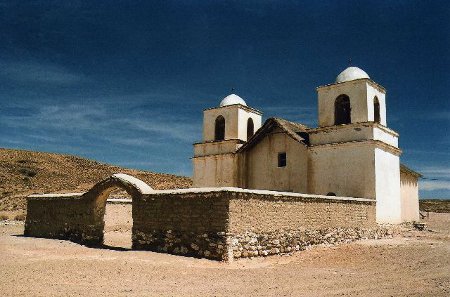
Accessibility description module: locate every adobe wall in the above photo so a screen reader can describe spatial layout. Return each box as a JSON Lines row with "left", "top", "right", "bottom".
{"left": 134, "top": 189, "right": 381, "bottom": 261}
{"left": 241, "top": 127, "right": 309, "bottom": 193}
{"left": 133, "top": 190, "right": 230, "bottom": 260}
{"left": 25, "top": 194, "right": 103, "bottom": 245}
{"left": 227, "top": 191, "right": 382, "bottom": 259}
{"left": 25, "top": 175, "right": 385, "bottom": 262}
{"left": 400, "top": 171, "right": 420, "bottom": 222}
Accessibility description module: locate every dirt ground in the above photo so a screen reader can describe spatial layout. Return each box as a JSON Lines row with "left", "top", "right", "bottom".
{"left": 1, "top": 205, "right": 449, "bottom": 296}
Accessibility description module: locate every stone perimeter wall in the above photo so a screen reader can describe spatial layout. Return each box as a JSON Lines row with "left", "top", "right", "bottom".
{"left": 133, "top": 192, "right": 230, "bottom": 260}
{"left": 25, "top": 194, "right": 103, "bottom": 245}
{"left": 227, "top": 192, "right": 383, "bottom": 259}
{"left": 131, "top": 190, "right": 380, "bottom": 261}
{"left": 25, "top": 174, "right": 384, "bottom": 261}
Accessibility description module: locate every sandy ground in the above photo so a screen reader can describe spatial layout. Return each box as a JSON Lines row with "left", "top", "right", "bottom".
{"left": 0, "top": 204, "right": 449, "bottom": 297}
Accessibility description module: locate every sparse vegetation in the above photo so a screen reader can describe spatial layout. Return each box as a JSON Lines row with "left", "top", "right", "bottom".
{"left": 0, "top": 213, "right": 9, "bottom": 220}
{"left": 18, "top": 167, "right": 37, "bottom": 177}
{"left": 0, "top": 147, "right": 192, "bottom": 213}
{"left": 420, "top": 199, "right": 450, "bottom": 213}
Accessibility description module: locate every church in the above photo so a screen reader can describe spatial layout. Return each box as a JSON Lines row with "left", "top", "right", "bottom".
{"left": 192, "top": 66, "right": 421, "bottom": 224}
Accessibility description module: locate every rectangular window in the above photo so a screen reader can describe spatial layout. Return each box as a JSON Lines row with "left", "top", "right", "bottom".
{"left": 278, "top": 152, "right": 287, "bottom": 167}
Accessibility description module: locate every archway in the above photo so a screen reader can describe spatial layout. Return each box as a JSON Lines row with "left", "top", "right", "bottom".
{"left": 103, "top": 188, "right": 133, "bottom": 249}
{"left": 334, "top": 95, "right": 351, "bottom": 125}
{"left": 83, "top": 173, "right": 153, "bottom": 248}
{"left": 247, "top": 118, "right": 254, "bottom": 140}
{"left": 215, "top": 115, "right": 225, "bottom": 141}
{"left": 374, "top": 96, "right": 380, "bottom": 123}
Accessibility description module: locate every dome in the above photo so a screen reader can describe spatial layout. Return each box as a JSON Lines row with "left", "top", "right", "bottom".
{"left": 219, "top": 93, "right": 247, "bottom": 107}
{"left": 335, "top": 67, "right": 370, "bottom": 83}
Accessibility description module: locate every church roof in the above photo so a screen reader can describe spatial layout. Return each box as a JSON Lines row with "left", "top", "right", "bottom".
{"left": 400, "top": 164, "right": 422, "bottom": 178}
{"left": 220, "top": 93, "right": 247, "bottom": 107}
{"left": 238, "top": 117, "right": 310, "bottom": 152}
{"left": 336, "top": 66, "right": 370, "bottom": 83}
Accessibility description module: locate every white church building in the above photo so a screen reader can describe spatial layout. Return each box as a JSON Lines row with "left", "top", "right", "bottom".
{"left": 192, "top": 67, "right": 421, "bottom": 224}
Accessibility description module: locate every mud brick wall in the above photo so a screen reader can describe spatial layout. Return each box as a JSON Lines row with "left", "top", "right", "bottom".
{"left": 24, "top": 195, "right": 103, "bottom": 245}
{"left": 133, "top": 192, "right": 230, "bottom": 260}
{"left": 228, "top": 192, "right": 376, "bottom": 233}
{"left": 227, "top": 192, "right": 378, "bottom": 259}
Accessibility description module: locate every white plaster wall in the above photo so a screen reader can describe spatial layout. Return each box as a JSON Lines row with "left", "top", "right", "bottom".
{"left": 317, "top": 80, "right": 368, "bottom": 127}
{"left": 243, "top": 128, "right": 309, "bottom": 193}
{"left": 309, "top": 143, "right": 376, "bottom": 198}
{"left": 237, "top": 108, "right": 262, "bottom": 141}
{"left": 366, "top": 84, "right": 387, "bottom": 126}
{"left": 373, "top": 127, "right": 398, "bottom": 147}
{"left": 375, "top": 148, "right": 402, "bottom": 223}
{"left": 400, "top": 172, "right": 420, "bottom": 222}
{"left": 192, "top": 154, "right": 239, "bottom": 187}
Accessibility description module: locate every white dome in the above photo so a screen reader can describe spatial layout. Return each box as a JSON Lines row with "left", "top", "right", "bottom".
{"left": 219, "top": 93, "right": 247, "bottom": 107}
{"left": 336, "top": 67, "right": 370, "bottom": 83}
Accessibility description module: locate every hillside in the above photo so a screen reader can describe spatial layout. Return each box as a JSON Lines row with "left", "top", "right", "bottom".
{"left": 0, "top": 148, "right": 192, "bottom": 213}
{"left": 420, "top": 199, "right": 450, "bottom": 213}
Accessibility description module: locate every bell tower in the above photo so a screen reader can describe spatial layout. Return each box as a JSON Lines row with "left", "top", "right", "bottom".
{"left": 317, "top": 67, "right": 387, "bottom": 127}
{"left": 193, "top": 93, "right": 262, "bottom": 187}
{"left": 311, "top": 66, "right": 402, "bottom": 223}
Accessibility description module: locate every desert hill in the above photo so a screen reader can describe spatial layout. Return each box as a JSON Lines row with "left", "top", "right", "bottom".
{"left": 0, "top": 148, "right": 192, "bottom": 213}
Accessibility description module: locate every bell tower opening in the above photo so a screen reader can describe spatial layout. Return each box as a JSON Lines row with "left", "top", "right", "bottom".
{"left": 247, "top": 118, "right": 254, "bottom": 140}
{"left": 334, "top": 94, "right": 351, "bottom": 125}
{"left": 374, "top": 96, "right": 381, "bottom": 123}
{"left": 215, "top": 115, "right": 225, "bottom": 141}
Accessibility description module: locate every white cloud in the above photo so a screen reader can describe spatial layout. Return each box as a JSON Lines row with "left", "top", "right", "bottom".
{"left": 0, "top": 60, "right": 87, "bottom": 85}
{"left": 419, "top": 166, "right": 450, "bottom": 179}
{"left": 420, "top": 180, "right": 450, "bottom": 191}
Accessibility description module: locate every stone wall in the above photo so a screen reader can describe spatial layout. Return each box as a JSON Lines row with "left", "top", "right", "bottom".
{"left": 132, "top": 189, "right": 378, "bottom": 261}
{"left": 132, "top": 191, "right": 230, "bottom": 260}
{"left": 25, "top": 174, "right": 382, "bottom": 261}
{"left": 24, "top": 194, "right": 103, "bottom": 245}
{"left": 227, "top": 191, "right": 379, "bottom": 259}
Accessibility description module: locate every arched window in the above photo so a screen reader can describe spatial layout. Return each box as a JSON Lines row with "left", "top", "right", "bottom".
{"left": 215, "top": 115, "right": 225, "bottom": 141}
{"left": 247, "top": 118, "right": 254, "bottom": 140}
{"left": 374, "top": 96, "right": 380, "bottom": 123}
{"left": 327, "top": 192, "right": 337, "bottom": 196}
{"left": 334, "top": 95, "right": 351, "bottom": 125}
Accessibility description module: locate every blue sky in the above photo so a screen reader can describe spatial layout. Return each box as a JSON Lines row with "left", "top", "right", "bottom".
{"left": 0, "top": 1, "right": 449, "bottom": 198}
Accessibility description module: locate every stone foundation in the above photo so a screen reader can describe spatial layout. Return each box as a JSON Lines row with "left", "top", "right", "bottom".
{"left": 133, "top": 230, "right": 228, "bottom": 260}
{"left": 230, "top": 227, "right": 393, "bottom": 259}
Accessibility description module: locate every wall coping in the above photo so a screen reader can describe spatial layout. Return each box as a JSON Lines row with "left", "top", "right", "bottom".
{"left": 147, "top": 187, "right": 376, "bottom": 203}
{"left": 28, "top": 192, "right": 84, "bottom": 198}
{"left": 27, "top": 187, "right": 375, "bottom": 203}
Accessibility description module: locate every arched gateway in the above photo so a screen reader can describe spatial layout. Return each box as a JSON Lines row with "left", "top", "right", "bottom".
{"left": 25, "top": 173, "right": 153, "bottom": 247}
{"left": 84, "top": 174, "right": 154, "bottom": 246}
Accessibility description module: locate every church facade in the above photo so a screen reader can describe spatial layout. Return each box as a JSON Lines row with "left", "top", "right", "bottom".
{"left": 193, "top": 67, "right": 421, "bottom": 224}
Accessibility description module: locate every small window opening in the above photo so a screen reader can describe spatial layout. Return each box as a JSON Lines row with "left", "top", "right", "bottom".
{"left": 374, "top": 96, "right": 380, "bottom": 123}
{"left": 215, "top": 115, "right": 225, "bottom": 141}
{"left": 327, "top": 192, "right": 337, "bottom": 196}
{"left": 247, "top": 118, "right": 254, "bottom": 140}
{"left": 334, "top": 95, "right": 351, "bottom": 125}
{"left": 278, "top": 152, "right": 287, "bottom": 167}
